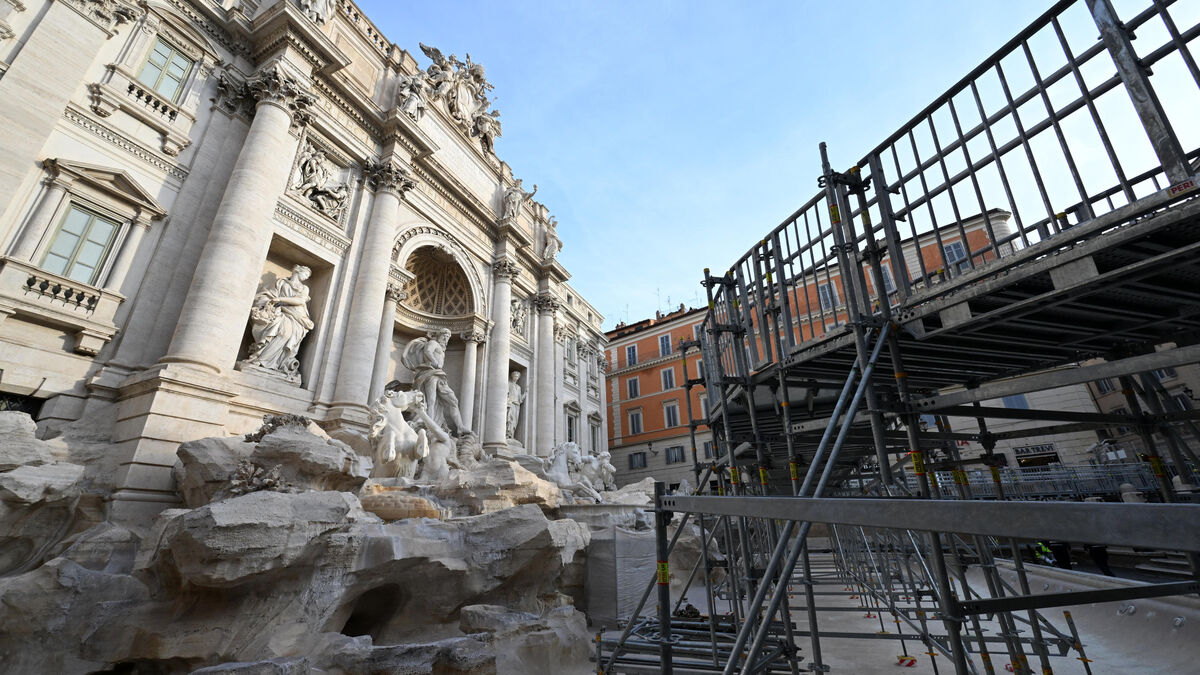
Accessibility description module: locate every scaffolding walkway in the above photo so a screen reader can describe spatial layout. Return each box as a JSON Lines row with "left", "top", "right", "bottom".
{"left": 599, "top": 0, "right": 1200, "bottom": 672}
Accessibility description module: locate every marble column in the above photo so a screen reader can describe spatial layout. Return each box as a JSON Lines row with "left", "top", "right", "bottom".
{"left": 161, "top": 62, "right": 314, "bottom": 373}
{"left": 104, "top": 219, "right": 151, "bottom": 291}
{"left": 483, "top": 260, "right": 519, "bottom": 449}
{"left": 9, "top": 176, "right": 67, "bottom": 260}
{"left": 370, "top": 284, "right": 406, "bottom": 401}
{"left": 533, "top": 293, "right": 560, "bottom": 456}
{"left": 459, "top": 328, "right": 486, "bottom": 432}
{"left": 331, "top": 162, "right": 415, "bottom": 409}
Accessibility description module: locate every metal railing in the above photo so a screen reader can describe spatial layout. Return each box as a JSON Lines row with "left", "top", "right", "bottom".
{"left": 701, "top": 0, "right": 1200, "bottom": 374}
{"left": 602, "top": 2, "right": 1200, "bottom": 673}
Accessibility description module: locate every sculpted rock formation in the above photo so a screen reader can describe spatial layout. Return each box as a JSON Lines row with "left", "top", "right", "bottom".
{"left": 173, "top": 415, "right": 370, "bottom": 508}
{"left": 0, "top": 414, "right": 599, "bottom": 674}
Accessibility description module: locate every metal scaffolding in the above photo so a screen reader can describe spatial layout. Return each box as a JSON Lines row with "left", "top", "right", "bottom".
{"left": 599, "top": 0, "right": 1200, "bottom": 672}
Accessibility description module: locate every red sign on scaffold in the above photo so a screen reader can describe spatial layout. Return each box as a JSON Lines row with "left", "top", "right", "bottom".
{"left": 1168, "top": 179, "right": 1196, "bottom": 196}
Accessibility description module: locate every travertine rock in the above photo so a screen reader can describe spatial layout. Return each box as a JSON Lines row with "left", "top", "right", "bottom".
{"left": 174, "top": 423, "right": 371, "bottom": 508}
{"left": 188, "top": 634, "right": 497, "bottom": 675}
{"left": 0, "top": 461, "right": 86, "bottom": 576}
{"left": 0, "top": 411, "right": 54, "bottom": 471}
{"left": 429, "top": 457, "right": 561, "bottom": 516}
{"left": 668, "top": 520, "right": 726, "bottom": 596}
{"left": 0, "top": 423, "right": 595, "bottom": 674}
{"left": 0, "top": 558, "right": 150, "bottom": 674}
{"left": 359, "top": 484, "right": 442, "bottom": 520}
{"left": 460, "top": 604, "right": 592, "bottom": 674}
{"left": 140, "top": 490, "right": 377, "bottom": 588}
{"left": 599, "top": 477, "right": 656, "bottom": 506}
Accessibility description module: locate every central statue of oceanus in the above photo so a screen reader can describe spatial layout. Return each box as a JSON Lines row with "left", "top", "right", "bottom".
{"left": 401, "top": 327, "right": 466, "bottom": 435}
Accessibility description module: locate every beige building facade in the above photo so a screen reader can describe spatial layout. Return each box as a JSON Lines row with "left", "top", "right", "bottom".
{"left": 0, "top": 0, "right": 606, "bottom": 524}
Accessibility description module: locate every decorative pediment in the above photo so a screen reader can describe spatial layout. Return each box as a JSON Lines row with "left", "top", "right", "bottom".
{"left": 44, "top": 158, "right": 166, "bottom": 220}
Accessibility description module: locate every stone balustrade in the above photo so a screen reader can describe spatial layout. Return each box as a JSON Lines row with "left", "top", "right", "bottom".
{"left": 0, "top": 256, "right": 123, "bottom": 355}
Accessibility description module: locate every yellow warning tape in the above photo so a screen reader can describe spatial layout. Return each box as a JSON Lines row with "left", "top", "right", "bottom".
{"left": 759, "top": 467, "right": 769, "bottom": 486}
{"left": 656, "top": 561, "right": 669, "bottom": 585}
{"left": 1149, "top": 455, "right": 1166, "bottom": 478}
{"left": 911, "top": 451, "right": 926, "bottom": 476}
{"left": 789, "top": 461, "right": 799, "bottom": 481}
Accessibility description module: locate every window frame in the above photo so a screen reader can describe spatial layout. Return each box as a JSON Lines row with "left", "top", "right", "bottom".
{"left": 665, "top": 445, "right": 686, "bottom": 464}
{"left": 664, "top": 400, "right": 680, "bottom": 428}
{"left": 943, "top": 241, "right": 970, "bottom": 272}
{"left": 629, "top": 451, "right": 648, "bottom": 470}
{"left": 1001, "top": 394, "right": 1030, "bottom": 410}
{"left": 661, "top": 367, "right": 675, "bottom": 391}
{"left": 1152, "top": 367, "right": 1177, "bottom": 382}
{"left": 566, "top": 412, "right": 578, "bottom": 443}
{"left": 627, "top": 377, "right": 640, "bottom": 400}
{"left": 625, "top": 344, "right": 637, "bottom": 366}
{"left": 135, "top": 36, "right": 196, "bottom": 103}
{"left": 628, "top": 409, "right": 643, "bottom": 435}
{"left": 659, "top": 334, "right": 673, "bottom": 357}
{"left": 818, "top": 282, "right": 839, "bottom": 311}
{"left": 880, "top": 263, "right": 896, "bottom": 294}
{"left": 39, "top": 204, "right": 122, "bottom": 286}
{"left": 1095, "top": 378, "right": 1115, "bottom": 395}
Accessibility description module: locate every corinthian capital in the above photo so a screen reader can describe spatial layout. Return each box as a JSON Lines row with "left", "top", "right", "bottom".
{"left": 460, "top": 328, "right": 487, "bottom": 343}
{"left": 364, "top": 161, "right": 417, "bottom": 196}
{"left": 493, "top": 259, "right": 520, "bottom": 281}
{"left": 533, "top": 292, "right": 560, "bottom": 314}
{"left": 385, "top": 284, "right": 408, "bottom": 303}
{"left": 246, "top": 62, "right": 316, "bottom": 126}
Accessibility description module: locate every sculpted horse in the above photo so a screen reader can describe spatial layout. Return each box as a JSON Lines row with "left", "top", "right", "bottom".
{"left": 368, "top": 388, "right": 428, "bottom": 479}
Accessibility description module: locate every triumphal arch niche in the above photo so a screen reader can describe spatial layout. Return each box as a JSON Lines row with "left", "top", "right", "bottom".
{"left": 0, "top": 0, "right": 609, "bottom": 526}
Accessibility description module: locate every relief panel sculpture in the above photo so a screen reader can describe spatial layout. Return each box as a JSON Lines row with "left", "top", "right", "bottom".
{"left": 291, "top": 141, "right": 349, "bottom": 219}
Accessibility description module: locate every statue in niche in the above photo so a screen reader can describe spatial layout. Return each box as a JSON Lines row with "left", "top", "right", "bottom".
{"left": 510, "top": 298, "right": 528, "bottom": 336}
{"left": 401, "top": 328, "right": 466, "bottom": 435}
{"left": 505, "top": 371, "right": 525, "bottom": 440}
{"left": 368, "top": 385, "right": 428, "bottom": 479}
{"left": 542, "top": 216, "right": 562, "bottom": 262}
{"left": 298, "top": 0, "right": 332, "bottom": 25}
{"left": 472, "top": 109, "right": 501, "bottom": 154}
{"left": 396, "top": 72, "right": 428, "bottom": 121}
{"left": 501, "top": 178, "right": 537, "bottom": 225}
{"left": 292, "top": 142, "right": 349, "bottom": 218}
{"left": 243, "top": 265, "right": 314, "bottom": 384}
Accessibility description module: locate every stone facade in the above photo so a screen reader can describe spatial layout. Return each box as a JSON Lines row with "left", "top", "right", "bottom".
{"left": 0, "top": 0, "right": 607, "bottom": 525}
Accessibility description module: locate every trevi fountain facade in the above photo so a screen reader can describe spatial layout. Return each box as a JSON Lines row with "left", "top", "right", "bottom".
{"left": 0, "top": 1, "right": 689, "bottom": 673}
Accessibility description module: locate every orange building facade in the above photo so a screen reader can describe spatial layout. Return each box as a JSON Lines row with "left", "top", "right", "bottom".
{"left": 605, "top": 305, "right": 714, "bottom": 490}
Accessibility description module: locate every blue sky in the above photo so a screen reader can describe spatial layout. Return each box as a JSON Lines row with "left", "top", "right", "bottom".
{"left": 357, "top": 1, "right": 1197, "bottom": 329}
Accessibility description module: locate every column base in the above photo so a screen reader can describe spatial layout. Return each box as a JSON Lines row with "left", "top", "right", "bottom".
{"left": 107, "top": 363, "right": 238, "bottom": 530}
